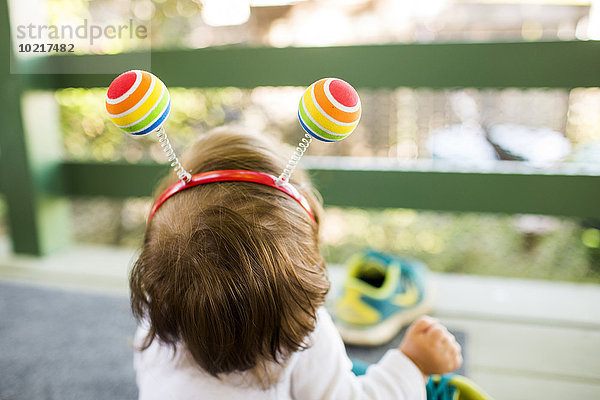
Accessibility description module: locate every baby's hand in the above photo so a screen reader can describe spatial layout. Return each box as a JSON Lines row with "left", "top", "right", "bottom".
{"left": 399, "top": 316, "right": 462, "bottom": 378}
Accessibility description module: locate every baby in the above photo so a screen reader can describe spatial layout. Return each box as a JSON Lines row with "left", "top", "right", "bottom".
{"left": 130, "top": 128, "right": 462, "bottom": 399}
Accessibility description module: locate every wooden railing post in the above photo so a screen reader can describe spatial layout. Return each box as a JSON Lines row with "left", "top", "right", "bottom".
{"left": 0, "top": 0, "right": 71, "bottom": 255}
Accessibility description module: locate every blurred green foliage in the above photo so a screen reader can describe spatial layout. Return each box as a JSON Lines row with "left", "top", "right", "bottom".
{"left": 56, "top": 87, "right": 246, "bottom": 162}
{"left": 67, "top": 196, "right": 600, "bottom": 283}
{"left": 49, "top": 87, "right": 600, "bottom": 284}
{"left": 51, "top": 88, "right": 600, "bottom": 283}
{"left": 320, "top": 208, "right": 599, "bottom": 284}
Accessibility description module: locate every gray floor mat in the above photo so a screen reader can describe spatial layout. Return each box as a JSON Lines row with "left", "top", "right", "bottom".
{"left": 0, "top": 282, "right": 137, "bottom": 400}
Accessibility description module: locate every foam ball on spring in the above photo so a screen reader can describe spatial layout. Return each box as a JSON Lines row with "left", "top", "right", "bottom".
{"left": 298, "top": 77, "right": 361, "bottom": 142}
{"left": 105, "top": 70, "right": 171, "bottom": 135}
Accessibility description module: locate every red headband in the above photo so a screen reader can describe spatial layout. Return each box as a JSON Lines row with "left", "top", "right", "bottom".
{"left": 148, "top": 170, "right": 315, "bottom": 223}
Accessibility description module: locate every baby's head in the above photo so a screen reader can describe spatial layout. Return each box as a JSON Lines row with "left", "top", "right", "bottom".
{"left": 130, "top": 128, "right": 329, "bottom": 379}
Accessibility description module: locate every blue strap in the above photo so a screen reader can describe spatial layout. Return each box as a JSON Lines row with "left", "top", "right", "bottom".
{"left": 427, "top": 374, "right": 458, "bottom": 400}
{"left": 350, "top": 359, "right": 370, "bottom": 376}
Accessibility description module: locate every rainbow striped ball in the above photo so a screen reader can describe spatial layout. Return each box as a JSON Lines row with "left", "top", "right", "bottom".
{"left": 105, "top": 70, "right": 171, "bottom": 135}
{"left": 298, "top": 78, "right": 361, "bottom": 142}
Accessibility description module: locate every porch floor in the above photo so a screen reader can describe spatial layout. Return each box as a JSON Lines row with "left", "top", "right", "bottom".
{"left": 1, "top": 240, "right": 599, "bottom": 399}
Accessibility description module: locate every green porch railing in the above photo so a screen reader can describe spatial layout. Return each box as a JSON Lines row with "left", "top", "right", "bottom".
{"left": 18, "top": 39, "right": 600, "bottom": 90}
{"left": 1, "top": 0, "right": 599, "bottom": 255}
{"left": 60, "top": 160, "right": 600, "bottom": 219}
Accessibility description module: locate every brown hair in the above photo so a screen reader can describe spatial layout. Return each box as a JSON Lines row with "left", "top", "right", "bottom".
{"left": 130, "top": 127, "right": 329, "bottom": 386}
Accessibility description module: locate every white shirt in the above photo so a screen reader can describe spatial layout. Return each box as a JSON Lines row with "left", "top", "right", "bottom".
{"left": 133, "top": 308, "right": 426, "bottom": 400}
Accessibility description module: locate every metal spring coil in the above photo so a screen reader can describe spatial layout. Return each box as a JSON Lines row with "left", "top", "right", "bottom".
{"left": 156, "top": 127, "right": 191, "bottom": 183}
{"left": 278, "top": 133, "right": 313, "bottom": 183}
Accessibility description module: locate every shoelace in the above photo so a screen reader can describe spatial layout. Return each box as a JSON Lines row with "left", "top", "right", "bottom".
{"left": 426, "top": 375, "right": 458, "bottom": 400}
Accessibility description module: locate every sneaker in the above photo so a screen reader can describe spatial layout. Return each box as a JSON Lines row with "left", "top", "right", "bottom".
{"left": 333, "top": 249, "right": 433, "bottom": 346}
{"left": 427, "top": 374, "right": 494, "bottom": 400}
